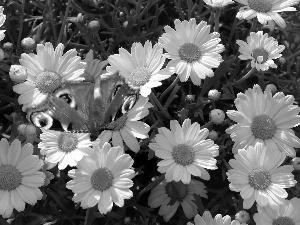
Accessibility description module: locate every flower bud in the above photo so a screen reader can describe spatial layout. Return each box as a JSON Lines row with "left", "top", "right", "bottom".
{"left": 0, "top": 48, "right": 5, "bottom": 61}
{"left": 9, "top": 65, "right": 28, "bottom": 83}
{"left": 3, "top": 42, "right": 13, "bottom": 53}
{"left": 235, "top": 210, "right": 250, "bottom": 224}
{"left": 208, "top": 130, "right": 218, "bottom": 141}
{"left": 208, "top": 89, "right": 221, "bottom": 101}
{"left": 209, "top": 109, "right": 225, "bottom": 124}
{"left": 88, "top": 20, "right": 100, "bottom": 30}
{"left": 292, "top": 157, "right": 300, "bottom": 171}
{"left": 266, "top": 84, "right": 277, "bottom": 95}
{"left": 21, "top": 37, "right": 36, "bottom": 53}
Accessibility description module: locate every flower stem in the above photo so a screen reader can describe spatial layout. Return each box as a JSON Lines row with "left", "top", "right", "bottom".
{"left": 16, "top": 0, "right": 26, "bottom": 56}
{"left": 249, "top": 17, "right": 257, "bottom": 33}
{"left": 286, "top": 49, "right": 300, "bottom": 61}
{"left": 57, "top": 0, "right": 72, "bottom": 45}
{"left": 159, "top": 76, "right": 179, "bottom": 102}
{"left": 234, "top": 67, "right": 256, "bottom": 84}
{"left": 150, "top": 92, "right": 172, "bottom": 120}
{"left": 214, "top": 10, "right": 221, "bottom": 32}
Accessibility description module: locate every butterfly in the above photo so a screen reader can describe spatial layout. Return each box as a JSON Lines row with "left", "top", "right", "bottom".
{"left": 28, "top": 71, "right": 137, "bottom": 141}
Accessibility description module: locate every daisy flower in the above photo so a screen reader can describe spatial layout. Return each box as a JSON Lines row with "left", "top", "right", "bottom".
{"left": 159, "top": 18, "right": 224, "bottom": 85}
{"left": 66, "top": 142, "right": 135, "bottom": 214}
{"left": 148, "top": 119, "right": 219, "bottom": 184}
{"left": 254, "top": 197, "right": 300, "bottom": 225}
{"left": 96, "top": 95, "right": 152, "bottom": 153}
{"left": 237, "top": 31, "right": 285, "bottom": 71}
{"left": 187, "top": 211, "right": 247, "bottom": 225}
{"left": 13, "top": 42, "right": 86, "bottom": 111}
{"left": 235, "top": 0, "right": 300, "bottom": 28}
{"left": 0, "top": 6, "right": 5, "bottom": 41}
{"left": 226, "top": 84, "right": 300, "bottom": 157}
{"left": 227, "top": 142, "right": 296, "bottom": 209}
{"left": 106, "top": 40, "right": 172, "bottom": 97}
{"left": 204, "top": 0, "right": 234, "bottom": 8}
{"left": 38, "top": 129, "right": 94, "bottom": 170}
{"left": 0, "top": 138, "right": 45, "bottom": 218}
{"left": 148, "top": 179, "right": 207, "bottom": 222}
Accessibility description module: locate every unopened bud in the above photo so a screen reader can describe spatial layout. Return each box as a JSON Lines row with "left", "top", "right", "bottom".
{"left": 9, "top": 65, "right": 28, "bottom": 83}
{"left": 208, "top": 130, "right": 218, "bottom": 141}
{"left": 210, "top": 109, "right": 225, "bottom": 124}
{"left": 208, "top": 89, "right": 221, "bottom": 101}
{"left": 21, "top": 37, "right": 36, "bottom": 53}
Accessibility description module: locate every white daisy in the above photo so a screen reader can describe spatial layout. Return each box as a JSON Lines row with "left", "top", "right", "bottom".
{"left": 235, "top": 0, "right": 300, "bottom": 28}
{"left": 226, "top": 84, "right": 300, "bottom": 157}
{"left": 0, "top": 6, "right": 5, "bottom": 41}
{"left": 148, "top": 179, "right": 207, "bottom": 222}
{"left": 106, "top": 40, "right": 172, "bottom": 97}
{"left": 159, "top": 18, "right": 224, "bottom": 85}
{"left": 227, "top": 142, "right": 296, "bottom": 209}
{"left": 66, "top": 142, "right": 135, "bottom": 214}
{"left": 254, "top": 197, "right": 300, "bottom": 225}
{"left": 187, "top": 211, "right": 247, "bottom": 225}
{"left": 13, "top": 42, "right": 86, "bottom": 111}
{"left": 148, "top": 119, "right": 219, "bottom": 184}
{"left": 0, "top": 138, "right": 45, "bottom": 218}
{"left": 237, "top": 31, "right": 285, "bottom": 71}
{"left": 96, "top": 95, "right": 152, "bottom": 153}
{"left": 204, "top": 0, "right": 234, "bottom": 8}
{"left": 38, "top": 129, "right": 94, "bottom": 170}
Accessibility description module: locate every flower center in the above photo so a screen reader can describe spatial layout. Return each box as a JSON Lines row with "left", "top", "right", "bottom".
{"left": 105, "top": 114, "right": 127, "bottom": 131}
{"left": 248, "top": 168, "right": 271, "bottom": 190}
{"left": 273, "top": 217, "right": 295, "bottom": 225}
{"left": 247, "top": 0, "right": 272, "bottom": 12}
{"left": 126, "top": 67, "right": 152, "bottom": 87}
{"left": 57, "top": 132, "right": 79, "bottom": 153}
{"left": 0, "top": 165, "right": 22, "bottom": 191}
{"left": 35, "top": 71, "right": 62, "bottom": 93}
{"left": 178, "top": 43, "right": 201, "bottom": 63}
{"left": 252, "top": 48, "right": 269, "bottom": 63}
{"left": 166, "top": 181, "right": 187, "bottom": 204}
{"left": 90, "top": 168, "right": 114, "bottom": 191}
{"left": 172, "top": 144, "right": 195, "bottom": 166}
{"left": 251, "top": 114, "right": 276, "bottom": 140}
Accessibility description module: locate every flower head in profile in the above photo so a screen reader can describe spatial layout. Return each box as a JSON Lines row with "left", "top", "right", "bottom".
{"left": 235, "top": 0, "right": 300, "bottom": 28}
{"left": 204, "top": 0, "right": 234, "bottom": 8}
{"left": 13, "top": 42, "right": 86, "bottom": 111}
{"left": 0, "top": 6, "right": 6, "bottom": 41}
{"left": 237, "top": 31, "right": 285, "bottom": 71}
{"left": 106, "top": 40, "right": 172, "bottom": 97}
{"left": 96, "top": 96, "right": 152, "bottom": 153}
{"left": 187, "top": 211, "right": 247, "bottom": 225}
{"left": 254, "top": 197, "right": 300, "bottom": 225}
{"left": 38, "top": 129, "right": 94, "bottom": 170}
{"left": 227, "top": 143, "right": 296, "bottom": 209}
{"left": 159, "top": 18, "right": 224, "bottom": 85}
{"left": 148, "top": 179, "right": 207, "bottom": 222}
{"left": 0, "top": 138, "right": 45, "bottom": 218}
{"left": 66, "top": 142, "right": 135, "bottom": 214}
{"left": 149, "top": 119, "right": 219, "bottom": 184}
{"left": 226, "top": 84, "right": 300, "bottom": 157}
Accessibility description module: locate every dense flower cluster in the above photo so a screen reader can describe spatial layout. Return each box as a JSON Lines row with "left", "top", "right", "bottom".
{"left": 1, "top": 0, "right": 300, "bottom": 223}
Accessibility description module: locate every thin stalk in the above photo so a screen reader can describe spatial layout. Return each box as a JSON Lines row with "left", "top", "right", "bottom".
{"left": 249, "top": 17, "right": 257, "bottom": 33}
{"left": 47, "top": 0, "right": 58, "bottom": 46}
{"left": 159, "top": 76, "right": 179, "bottom": 102}
{"left": 150, "top": 92, "right": 172, "bottom": 120}
{"left": 214, "top": 10, "right": 220, "bottom": 32}
{"left": 57, "top": 0, "right": 72, "bottom": 45}
{"left": 16, "top": 0, "right": 26, "bottom": 56}
{"left": 234, "top": 67, "right": 256, "bottom": 84}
